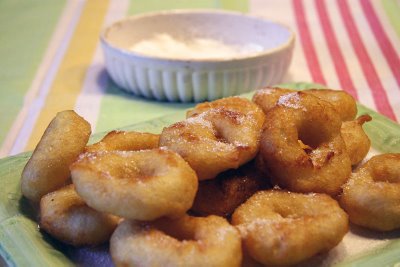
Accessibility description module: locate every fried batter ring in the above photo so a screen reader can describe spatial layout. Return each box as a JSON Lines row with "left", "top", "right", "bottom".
{"left": 110, "top": 215, "right": 242, "bottom": 267}
{"left": 21, "top": 110, "right": 91, "bottom": 202}
{"left": 85, "top": 130, "right": 159, "bottom": 152}
{"left": 71, "top": 149, "right": 198, "bottom": 221}
{"left": 191, "top": 161, "right": 270, "bottom": 217}
{"left": 160, "top": 97, "right": 265, "bottom": 180}
{"left": 40, "top": 184, "right": 119, "bottom": 246}
{"left": 341, "top": 115, "right": 372, "bottom": 165}
{"left": 253, "top": 87, "right": 357, "bottom": 121}
{"left": 186, "top": 96, "right": 264, "bottom": 119}
{"left": 232, "top": 190, "right": 348, "bottom": 266}
{"left": 259, "top": 92, "right": 351, "bottom": 195}
{"left": 340, "top": 153, "right": 400, "bottom": 231}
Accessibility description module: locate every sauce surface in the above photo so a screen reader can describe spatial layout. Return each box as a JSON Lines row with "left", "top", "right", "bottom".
{"left": 129, "top": 33, "right": 263, "bottom": 59}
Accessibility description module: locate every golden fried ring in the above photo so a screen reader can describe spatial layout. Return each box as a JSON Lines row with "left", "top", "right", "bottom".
{"left": 232, "top": 190, "right": 348, "bottom": 266}
{"left": 306, "top": 89, "right": 357, "bottom": 121}
{"left": 160, "top": 97, "right": 265, "bottom": 180}
{"left": 159, "top": 115, "right": 239, "bottom": 180}
{"left": 188, "top": 97, "right": 265, "bottom": 167}
{"left": 21, "top": 110, "right": 91, "bottom": 202}
{"left": 71, "top": 149, "right": 198, "bottom": 221}
{"left": 186, "top": 96, "right": 265, "bottom": 119}
{"left": 85, "top": 130, "right": 159, "bottom": 152}
{"left": 253, "top": 87, "right": 357, "bottom": 121}
{"left": 259, "top": 92, "right": 351, "bottom": 195}
{"left": 110, "top": 215, "right": 242, "bottom": 267}
{"left": 40, "top": 184, "right": 119, "bottom": 246}
{"left": 191, "top": 161, "right": 270, "bottom": 217}
{"left": 341, "top": 115, "right": 372, "bottom": 165}
{"left": 340, "top": 154, "right": 400, "bottom": 231}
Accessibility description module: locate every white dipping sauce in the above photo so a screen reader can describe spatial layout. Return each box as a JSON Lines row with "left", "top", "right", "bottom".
{"left": 129, "top": 33, "right": 263, "bottom": 59}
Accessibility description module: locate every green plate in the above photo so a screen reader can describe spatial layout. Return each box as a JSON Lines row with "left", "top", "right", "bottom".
{"left": 1, "top": 83, "right": 399, "bottom": 266}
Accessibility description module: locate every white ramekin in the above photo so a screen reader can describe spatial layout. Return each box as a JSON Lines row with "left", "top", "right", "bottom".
{"left": 100, "top": 9, "right": 295, "bottom": 102}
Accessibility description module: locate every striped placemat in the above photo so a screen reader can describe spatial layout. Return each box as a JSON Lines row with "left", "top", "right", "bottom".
{"left": 0, "top": 0, "right": 399, "bottom": 158}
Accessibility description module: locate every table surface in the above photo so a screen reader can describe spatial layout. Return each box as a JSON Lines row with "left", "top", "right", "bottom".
{"left": 1, "top": 0, "right": 399, "bottom": 159}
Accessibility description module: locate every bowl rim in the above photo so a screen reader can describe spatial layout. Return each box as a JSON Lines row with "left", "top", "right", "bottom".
{"left": 100, "top": 8, "right": 295, "bottom": 63}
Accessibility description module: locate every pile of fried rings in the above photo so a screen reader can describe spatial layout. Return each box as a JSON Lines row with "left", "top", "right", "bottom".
{"left": 21, "top": 87, "right": 400, "bottom": 267}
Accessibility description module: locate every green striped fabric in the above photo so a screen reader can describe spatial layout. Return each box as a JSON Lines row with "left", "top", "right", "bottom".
{"left": 0, "top": 0, "right": 66, "bottom": 145}
{"left": 382, "top": 0, "right": 400, "bottom": 38}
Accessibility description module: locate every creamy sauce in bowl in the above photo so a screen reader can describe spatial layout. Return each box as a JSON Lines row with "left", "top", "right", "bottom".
{"left": 129, "top": 33, "right": 263, "bottom": 59}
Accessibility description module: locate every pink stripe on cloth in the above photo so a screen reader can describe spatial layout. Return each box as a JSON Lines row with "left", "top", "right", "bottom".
{"left": 315, "top": 0, "right": 358, "bottom": 99}
{"left": 337, "top": 0, "right": 396, "bottom": 121}
{"left": 361, "top": 0, "right": 400, "bottom": 89}
{"left": 292, "top": 0, "right": 326, "bottom": 85}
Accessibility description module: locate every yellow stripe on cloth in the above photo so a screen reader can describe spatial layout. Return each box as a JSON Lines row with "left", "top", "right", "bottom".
{"left": 25, "top": 0, "right": 109, "bottom": 151}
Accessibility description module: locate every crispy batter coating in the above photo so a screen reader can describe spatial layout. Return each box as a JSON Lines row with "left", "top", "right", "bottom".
{"left": 340, "top": 154, "right": 400, "bottom": 231}
{"left": 306, "top": 89, "right": 357, "bottom": 121}
{"left": 232, "top": 190, "right": 348, "bottom": 266}
{"left": 160, "top": 115, "right": 239, "bottom": 180}
{"left": 21, "top": 110, "right": 91, "bottom": 202}
{"left": 187, "top": 97, "right": 266, "bottom": 173}
{"left": 258, "top": 92, "right": 352, "bottom": 196}
{"left": 186, "top": 96, "right": 264, "bottom": 119}
{"left": 252, "top": 87, "right": 293, "bottom": 114}
{"left": 40, "top": 184, "right": 119, "bottom": 246}
{"left": 253, "top": 87, "right": 357, "bottom": 121}
{"left": 111, "top": 215, "right": 242, "bottom": 267}
{"left": 341, "top": 115, "right": 372, "bottom": 165}
{"left": 191, "top": 161, "right": 270, "bottom": 217}
{"left": 85, "top": 130, "right": 159, "bottom": 152}
{"left": 71, "top": 149, "right": 198, "bottom": 221}
{"left": 160, "top": 97, "right": 265, "bottom": 180}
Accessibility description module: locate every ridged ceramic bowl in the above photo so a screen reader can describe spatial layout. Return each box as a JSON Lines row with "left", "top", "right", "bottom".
{"left": 100, "top": 9, "right": 295, "bottom": 102}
